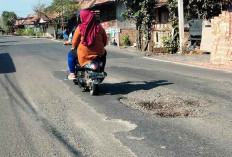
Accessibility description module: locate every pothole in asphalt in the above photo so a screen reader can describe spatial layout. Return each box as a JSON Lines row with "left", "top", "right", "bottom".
{"left": 119, "top": 87, "right": 211, "bottom": 118}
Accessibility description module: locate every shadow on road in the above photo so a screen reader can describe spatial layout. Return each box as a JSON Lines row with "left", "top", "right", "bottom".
{"left": 0, "top": 45, "right": 9, "bottom": 51}
{"left": 0, "top": 53, "right": 16, "bottom": 74}
{"left": 101, "top": 80, "right": 173, "bottom": 95}
{"left": 0, "top": 35, "right": 10, "bottom": 39}
{"left": 0, "top": 41, "right": 18, "bottom": 44}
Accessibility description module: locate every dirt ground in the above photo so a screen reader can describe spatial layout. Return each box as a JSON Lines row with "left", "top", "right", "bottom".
{"left": 118, "top": 46, "right": 232, "bottom": 72}
{"left": 153, "top": 53, "right": 232, "bottom": 72}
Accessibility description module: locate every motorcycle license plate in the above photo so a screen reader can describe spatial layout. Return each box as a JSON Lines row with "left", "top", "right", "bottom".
{"left": 89, "top": 72, "right": 105, "bottom": 78}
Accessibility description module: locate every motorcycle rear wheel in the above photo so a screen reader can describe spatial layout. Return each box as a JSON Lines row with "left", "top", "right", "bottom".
{"left": 90, "top": 83, "right": 99, "bottom": 96}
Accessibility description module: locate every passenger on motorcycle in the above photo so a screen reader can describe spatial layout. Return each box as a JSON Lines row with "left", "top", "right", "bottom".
{"left": 67, "top": 10, "right": 107, "bottom": 80}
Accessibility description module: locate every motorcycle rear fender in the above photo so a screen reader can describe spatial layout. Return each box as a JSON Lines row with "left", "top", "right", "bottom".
{"left": 83, "top": 61, "right": 102, "bottom": 71}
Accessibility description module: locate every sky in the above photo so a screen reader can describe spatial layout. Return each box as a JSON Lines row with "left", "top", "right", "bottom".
{"left": 0, "top": 0, "right": 53, "bottom": 18}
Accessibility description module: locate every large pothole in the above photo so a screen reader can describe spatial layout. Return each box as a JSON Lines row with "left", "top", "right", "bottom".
{"left": 119, "top": 87, "right": 211, "bottom": 118}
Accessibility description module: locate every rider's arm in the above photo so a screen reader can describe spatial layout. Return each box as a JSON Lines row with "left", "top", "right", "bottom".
{"left": 72, "top": 27, "right": 81, "bottom": 49}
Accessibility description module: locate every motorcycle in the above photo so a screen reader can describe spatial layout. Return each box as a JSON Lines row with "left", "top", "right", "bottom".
{"left": 73, "top": 55, "right": 107, "bottom": 95}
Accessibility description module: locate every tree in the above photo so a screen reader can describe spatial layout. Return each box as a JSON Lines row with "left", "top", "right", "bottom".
{"left": 165, "top": 0, "right": 231, "bottom": 53}
{"left": 0, "top": 16, "right": 7, "bottom": 32}
{"left": 121, "top": 0, "right": 143, "bottom": 49}
{"left": 33, "top": 0, "right": 79, "bottom": 39}
{"left": 165, "top": 0, "right": 179, "bottom": 53}
{"left": 44, "top": 0, "right": 79, "bottom": 31}
{"left": 1, "top": 11, "right": 17, "bottom": 33}
{"left": 140, "top": 0, "right": 157, "bottom": 51}
{"left": 44, "top": 0, "right": 79, "bottom": 18}
{"left": 120, "top": 0, "right": 157, "bottom": 51}
{"left": 184, "top": 0, "right": 231, "bottom": 20}
{"left": 33, "top": 2, "right": 46, "bottom": 16}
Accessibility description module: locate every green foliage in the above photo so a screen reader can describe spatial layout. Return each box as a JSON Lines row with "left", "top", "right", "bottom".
{"left": 122, "top": 35, "right": 131, "bottom": 46}
{"left": 162, "top": 35, "right": 179, "bottom": 53}
{"left": 1, "top": 11, "right": 17, "bottom": 32}
{"left": 120, "top": 0, "right": 157, "bottom": 50}
{"left": 167, "top": 0, "right": 231, "bottom": 22}
{"left": 25, "top": 28, "right": 36, "bottom": 36}
{"left": 16, "top": 29, "right": 24, "bottom": 36}
{"left": 35, "top": 30, "right": 42, "bottom": 37}
{"left": 184, "top": 0, "right": 231, "bottom": 20}
{"left": 0, "top": 16, "right": 7, "bottom": 31}
{"left": 166, "top": 0, "right": 231, "bottom": 53}
{"left": 16, "top": 28, "right": 36, "bottom": 36}
{"left": 166, "top": 0, "right": 179, "bottom": 53}
{"left": 44, "top": 0, "right": 79, "bottom": 18}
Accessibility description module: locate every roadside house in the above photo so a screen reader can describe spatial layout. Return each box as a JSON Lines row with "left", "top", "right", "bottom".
{"left": 14, "top": 12, "right": 63, "bottom": 38}
{"left": 80, "top": 0, "right": 171, "bottom": 50}
{"left": 80, "top": 0, "right": 136, "bottom": 46}
{"left": 153, "top": 0, "right": 171, "bottom": 51}
{"left": 15, "top": 17, "right": 26, "bottom": 30}
{"left": 15, "top": 15, "right": 39, "bottom": 33}
{"left": 37, "top": 12, "right": 62, "bottom": 38}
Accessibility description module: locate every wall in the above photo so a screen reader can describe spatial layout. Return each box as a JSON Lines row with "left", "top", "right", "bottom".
{"left": 153, "top": 31, "right": 170, "bottom": 48}
{"left": 116, "top": 3, "right": 136, "bottom": 29}
{"left": 101, "top": 20, "right": 118, "bottom": 45}
{"left": 200, "top": 20, "right": 212, "bottom": 53}
{"left": 211, "top": 11, "right": 232, "bottom": 66}
{"left": 46, "top": 25, "right": 54, "bottom": 37}
{"left": 120, "top": 29, "right": 137, "bottom": 46}
{"left": 153, "top": 6, "right": 171, "bottom": 48}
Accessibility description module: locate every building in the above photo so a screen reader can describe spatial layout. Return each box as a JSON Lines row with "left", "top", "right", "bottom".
{"left": 15, "top": 15, "right": 39, "bottom": 30}
{"left": 37, "top": 12, "right": 63, "bottom": 38}
{"left": 80, "top": 0, "right": 136, "bottom": 46}
{"left": 15, "top": 12, "right": 63, "bottom": 38}
{"left": 80, "top": 0, "right": 171, "bottom": 50}
{"left": 153, "top": 0, "right": 171, "bottom": 50}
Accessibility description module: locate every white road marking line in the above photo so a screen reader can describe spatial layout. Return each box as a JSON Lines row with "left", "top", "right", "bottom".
{"left": 143, "top": 57, "right": 232, "bottom": 73}
{"left": 21, "top": 36, "right": 63, "bottom": 43}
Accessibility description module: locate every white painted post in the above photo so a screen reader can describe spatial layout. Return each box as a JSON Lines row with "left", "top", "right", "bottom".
{"left": 178, "top": 0, "right": 185, "bottom": 53}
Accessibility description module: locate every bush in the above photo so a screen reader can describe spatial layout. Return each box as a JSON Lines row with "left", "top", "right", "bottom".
{"left": 17, "top": 28, "right": 36, "bottom": 36}
{"left": 35, "top": 30, "right": 42, "bottom": 37}
{"left": 16, "top": 29, "right": 24, "bottom": 36}
{"left": 122, "top": 35, "right": 131, "bottom": 46}
{"left": 25, "top": 28, "right": 36, "bottom": 36}
{"left": 162, "top": 35, "right": 178, "bottom": 54}
{"left": 162, "top": 36, "right": 172, "bottom": 53}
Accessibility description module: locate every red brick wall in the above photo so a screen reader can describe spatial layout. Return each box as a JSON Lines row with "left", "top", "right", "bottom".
{"left": 211, "top": 11, "right": 232, "bottom": 66}
{"left": 119, "top": 29, "right": 137, "bottom": 46}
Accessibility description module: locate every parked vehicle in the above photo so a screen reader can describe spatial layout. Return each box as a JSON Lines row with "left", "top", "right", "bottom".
{"left": 74, "top": 56, "right": 107, "bottom": 95}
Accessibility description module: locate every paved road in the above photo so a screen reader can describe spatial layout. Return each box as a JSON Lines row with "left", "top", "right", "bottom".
{"left": 0, "top": 35, "right": 232, "bottom": 157}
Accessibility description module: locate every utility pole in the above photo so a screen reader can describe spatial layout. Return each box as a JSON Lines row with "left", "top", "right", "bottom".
{"left": 178, "top": 0, "right": 185, "bottom": 53}
{"left": 61, "top": 0, "right": 64, "bottom": 31}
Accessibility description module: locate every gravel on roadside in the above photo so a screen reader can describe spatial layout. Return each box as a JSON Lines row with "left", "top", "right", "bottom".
{"left": 109, "top": 46, "right": 232, "bottom": 72}
{"left": 119, "top": 86, "right": 212, "bottom": 118}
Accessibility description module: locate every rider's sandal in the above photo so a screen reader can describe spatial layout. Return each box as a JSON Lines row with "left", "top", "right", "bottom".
{"left": 67, "top": 75, "right": 76, "bottom": 80}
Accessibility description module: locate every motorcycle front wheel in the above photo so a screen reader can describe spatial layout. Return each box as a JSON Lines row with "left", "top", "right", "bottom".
{"left": 90, "top": 83, "right": 99, "bottom": 96}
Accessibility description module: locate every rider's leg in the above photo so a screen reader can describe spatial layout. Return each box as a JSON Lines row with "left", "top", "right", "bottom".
{"left": 67, "top": 51, "right": 76, "bottom": 79}
{"left": 101, "top": 50, "right": 107, "bottom": 71}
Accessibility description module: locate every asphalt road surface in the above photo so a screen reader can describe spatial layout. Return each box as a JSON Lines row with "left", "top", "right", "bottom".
{"left": 0, "top": 35, "right": 232, "bottom": 157}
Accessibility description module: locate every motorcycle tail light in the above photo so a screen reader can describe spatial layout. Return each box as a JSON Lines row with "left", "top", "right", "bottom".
{"left": 90, "top": 63, "right": 98, "bottom": 70}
